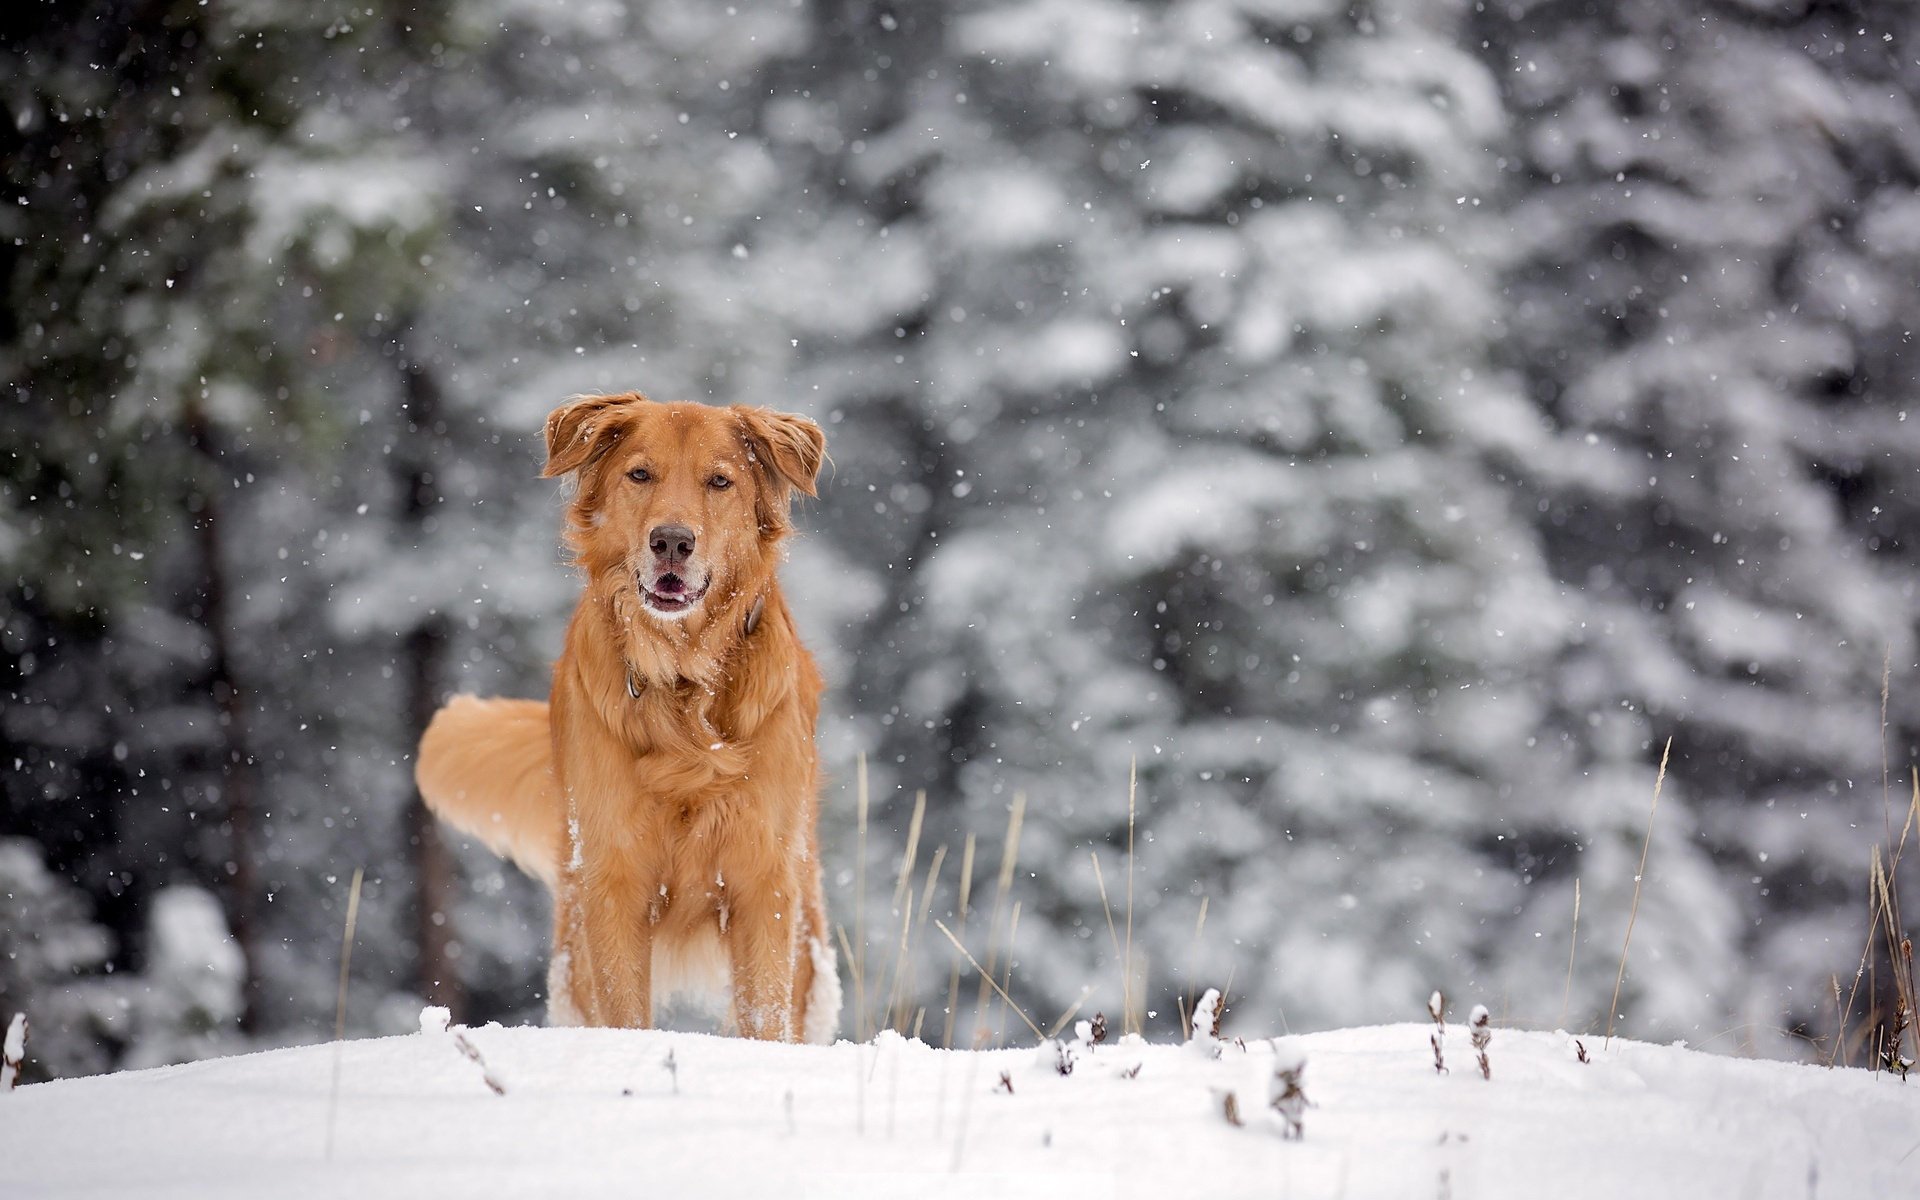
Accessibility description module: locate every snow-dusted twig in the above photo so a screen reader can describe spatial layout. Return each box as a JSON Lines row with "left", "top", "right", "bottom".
{"left": 3, "top": 1012, "right": 27, "bottom": 1092}
{"left": 1882, "top": 1001, "right": 1913, "bottom": 1080}
{"left": 1037, "top": 1038, "right": 1075, "bottom": 1076}
{"left": 1189, "top": 987, "right": 1223, "bottom": 1058}
{"left": 1269, "top": 1042, "right": 1308, "bottom": 1140}
{"left": 1469, "top": 1005, "right": 1492, "bottom": 1081}
{"left": 452, "top": 1030, "right": 506, "bottom": 1096}
{"left": 663, "top": 1046, "right": 679, "bottom": 1095}
{"left": 1428, "top": 990, "right": 1448, "bottom": 1075}
{"left": 1219, "top": 1090, "right": 1245, "bottom": 1127}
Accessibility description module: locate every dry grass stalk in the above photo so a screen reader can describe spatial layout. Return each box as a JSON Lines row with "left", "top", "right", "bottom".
{"left": 1606, "top": 736, "right": 1670, "bottom": 1046}
{"left": 1045, "top": 987, "right": 1093, "bottom": 1040}
{"left": 1832, "top": 772, "right": 1919, "bottom": 1068}
{"left": 879, "top": 885, "right": 915, "bottom": 1037}
{"left": 887, "top": 1035, "right": 903, "bottom": 1138}
{"left": 835, "top": 921, "right": 860, "bottom": 1028}
{"left": 853, "top": 1037, "right": 866, "bottom": 1135}
{"left": 1881, "top": 647, "right": 1893, "bottom": 846}
{"left": 890, "top": 789, "right": 927, "bottom": 915}
{"left": 1561, "top": 877, "right": 1581, "bottom": 1030}
{"left": 1883, "top": 772, "right": 1920, "bottom": 1066}
{"left": 1125, "top": 757, "right": 1138, "bottom": 1036}
{"left": 917, "top": 844, "right": 948, "bottom": 935}
{"left": 942, "top": 833, "right": 977, "bottom": 1049}
{"left": 862, "top": 781, "right": 922, "bottom": 1034}
{"left": 1575, "top": 1038, "right": 1589, "bottom": 1064}
{"left": 971, "top": 794, "right": 1026, "bottom": 1044}
{"left": 1833, "top": 854, "right": 1886, "bottom": 1067}
{"left": 934, "top": 918, "right": 1042, "bottom": 1041}
{"left": 876, "top": 842, "right": 948, "bottom": 1034}
{"left": 1428, "top": 989, "right": 1447, "bottom": 1075}
{"left": 325, "top": 866, "right": 365, "bottom": 1160}
{"left": 947, "top": 1047, "right": 983, "bottom": 1171}
{"left": 452, "top": 1030, "right": 506, "bottom": 1095}
{"left": 870, "top": 802, "right": 932, "bottom": 1035}
{"left": 854, "top": 753, "right": 870, "bottom": 1041}
{"left": 995, "top": 902, "right": 1023, "bottom": 1047}
{"left": 1090, "top": 851, "right": 1124, "bottom": 1023}
{"left": 1870, "top": 844, "right": 1918, "bottom": 1075}
{"left": 1183, "top": 895, "right": 1210, "bottom": 1039}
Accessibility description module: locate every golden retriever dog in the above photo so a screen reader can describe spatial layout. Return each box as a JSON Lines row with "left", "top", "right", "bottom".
{"left": 414, "top": 392, "right": 839, "bottom": 1043}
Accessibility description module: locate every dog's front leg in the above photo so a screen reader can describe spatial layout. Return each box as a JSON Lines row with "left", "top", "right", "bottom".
{"left": 551, "top": 684, "right": 658, "bottom": 1029}
{"left": 576, "top": 858, "right": 654, "bottom": 1029}
{"left": 724, "top": 869, "right": 799, "bottom": 1041}
{"left": 550, "top": 876, "right": 602, "bottom": 1026}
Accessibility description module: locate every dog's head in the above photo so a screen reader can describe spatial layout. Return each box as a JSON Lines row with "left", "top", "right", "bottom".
{"left": 542, "top": 392, "right": 824, "bottom": 624}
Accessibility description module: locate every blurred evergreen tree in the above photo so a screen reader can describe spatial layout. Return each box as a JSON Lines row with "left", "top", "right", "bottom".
{"left": 746, "top": 0, "right": 1705, "bottom": 1040}
{"left": 2, "top": 0, "right": 283, "bottom": 1031}
{"left": 1478, "top": 0, "right": 1920, "bottom": 1053}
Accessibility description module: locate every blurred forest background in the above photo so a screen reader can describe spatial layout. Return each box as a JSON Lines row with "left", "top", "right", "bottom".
{"left": 4, "top": 0, "right": 1918, "bottom": 1078}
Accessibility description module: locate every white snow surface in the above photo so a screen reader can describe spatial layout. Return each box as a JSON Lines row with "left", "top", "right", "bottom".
{"left": 7, "top": 1022, "right": 1916, "bottom": 1198}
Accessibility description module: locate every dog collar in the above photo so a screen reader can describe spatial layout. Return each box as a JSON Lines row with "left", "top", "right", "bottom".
{"left": 624, "top": 594, "right": 768, "bottom": 699}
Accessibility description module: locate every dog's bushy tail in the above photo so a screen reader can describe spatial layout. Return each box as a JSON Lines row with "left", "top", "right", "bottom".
{"left": 416, "top": 695, "right": 562, "bottom": 889}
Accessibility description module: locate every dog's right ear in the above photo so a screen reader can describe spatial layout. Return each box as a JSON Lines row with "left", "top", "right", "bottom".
{"left": 542, "top": 393, "right": 641, "bottom": 478}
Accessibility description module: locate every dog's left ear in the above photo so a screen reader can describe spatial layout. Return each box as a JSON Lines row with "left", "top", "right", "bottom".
{"left": 736, "top": 406, "right": 826, "bottom": 497}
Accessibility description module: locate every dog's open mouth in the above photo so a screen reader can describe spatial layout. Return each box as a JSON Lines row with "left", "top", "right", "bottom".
{"left": 640, "top": 573, "right": 709, "bottom": 616}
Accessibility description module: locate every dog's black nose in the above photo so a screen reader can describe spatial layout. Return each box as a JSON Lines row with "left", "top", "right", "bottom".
{"left": 649, "top": 524, "right": 696, "bottom": 565}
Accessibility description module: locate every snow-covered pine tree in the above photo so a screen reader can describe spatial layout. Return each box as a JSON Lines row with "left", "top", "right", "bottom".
{"left": 1478, "top": 0, "right": 1920, "bottom": 1051}
{"left": 1, "top": 0, "right": 307, "bottom": 1043}
{"left": 752, "top": 0, "right": 1617, "bottom": 1038}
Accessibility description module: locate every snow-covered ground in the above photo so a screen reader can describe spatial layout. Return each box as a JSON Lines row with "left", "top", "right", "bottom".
{"left": 8, "top": 1016, "right": 1917, "bottom": 1199}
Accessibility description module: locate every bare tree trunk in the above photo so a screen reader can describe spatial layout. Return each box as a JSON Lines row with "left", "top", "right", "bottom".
{"left": 183, "top": 400, "right": 262, "bottom": 1033}
{"left": 394, "top": 319, "right": 464, "bottom": 1019}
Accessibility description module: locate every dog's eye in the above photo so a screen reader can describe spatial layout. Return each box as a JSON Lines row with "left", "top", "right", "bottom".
{"left": 708, "top": 474, "right": 732, "bottom": 490}
{"left": 627, "top": 467, "right": 652, "bottom": 483}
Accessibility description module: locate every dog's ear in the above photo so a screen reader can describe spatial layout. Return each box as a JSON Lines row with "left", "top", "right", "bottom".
{"left": 542, "top": 393, "right": 642, "bottom": 478}
{"left": 736, "top": 406, "right": 825, "bottom": 498}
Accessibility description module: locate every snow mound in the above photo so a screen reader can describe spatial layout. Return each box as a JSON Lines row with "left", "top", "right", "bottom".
{"left": 5, "top": 1023, "right": 1910, "bottom": 1198}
